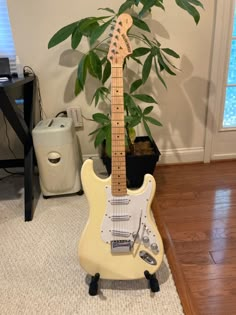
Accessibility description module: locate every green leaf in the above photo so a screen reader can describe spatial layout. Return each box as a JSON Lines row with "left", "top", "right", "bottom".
{"left": 92, "top": 113, "right": 110, "bottom": 124}
{"left": 143, "top": 106, "right": 154, "bottom": 115}
{"left": 141, "top": 34, "right": 153, "bottom": 47}
{"left": 132, "top": 16, "right": 150, "bottom": 32}
{"left": 94, "top": 128, "right": 106, "bottom": 148}
{"left": 154, "top": 0, "right": 165, "bottom": 10}
{"left": 133, "top": 94, "right": 157, "bottom": 104}
{"left": 175, "top": 0, "right": 203, "bottom": 24}
{"left": 74, "top": 78, "right": 83, "bottom": 96}
{"left": 71, "top": 28, "right": 83, "bottom": 49}
{"left": 130, "top": 55, "right": 143, "bottom": 65}
{"left": 154, "top": 58, "right": 167, "bottom": 89}
{"left": 188, "top": 0, "right": 204, "bottom": 9}
{"left": 138, "top": 0, "right": 157, "bottom": 18}
{"left": 142, "top": 53, "right": 153, "bottom": 83}
{"left": 118, "top": 0, "right": 135, "bottom": 14}
{"left": 98, "top": 7, "right": 115, "bottom": 14}
{"left": 91, "top": 86, "right": 110, "bottom": 105}
{"left": 79, "top": 16, "right": 111, "bottom": 32}
{"left": 130, "top": 79, "right": 143, "bottom": 93}
{"left": 162, "top": 48, "right": 180, "bottom": 58}
{"left": 143, "top": 118, "right": 152, "bottom": 140}
{"left": 90, "top": 18, "right": 113, "bottom": 46}
{"left": 89, "top": 51, "right": 102, "bottom": 80}
{"left": 128, "top": 116, "right": 141, "bottom": 128}
{"left": 124, "top": 93, "right": 138, "bottom": 115}
{"left": 145, "top": 116, "right": 162, "bottom": 126}
{"left": 80, "top": 20, "right": 99, "bottom": 37}
{"left": 92, "top": 88, "right": 100, "bottom": 106}
{"left": 102, "top": 61, "right": 111, "bottom": 84}
{"left": 157, "top": 51, "right": 176, "bottom": 75}
{"left": 48, "top": 22, "right": 78, "bottom": 48}
{"left": 77, "top": 54, "right": 89, "bottom": 88}
{"left": 132, "top": 47, "right": 150, "bottom": 58}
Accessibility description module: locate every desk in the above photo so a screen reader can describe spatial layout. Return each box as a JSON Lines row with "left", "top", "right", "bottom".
{"left": 0, "top": 76, "right": 35, "bottom": 221}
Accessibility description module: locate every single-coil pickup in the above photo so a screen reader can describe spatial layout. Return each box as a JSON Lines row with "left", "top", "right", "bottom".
{"left": 109, "top": 198, "right": 130, "bottom": 205}
{"left": 110, "top": 215, "right": 130, "bottom": 221}
{"left": 112, "top": 230, "right": 131, "bottom": 237}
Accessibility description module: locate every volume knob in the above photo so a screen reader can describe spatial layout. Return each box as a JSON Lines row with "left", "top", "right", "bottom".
{"left": 142, "top": 236, "right": 149, "bottom": 244}
{"left": 151, "top": 243, "right": 159, "bottom": 252}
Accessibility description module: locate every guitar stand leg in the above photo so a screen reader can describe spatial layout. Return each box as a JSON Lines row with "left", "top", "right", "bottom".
{"left": 144, "top": 270, "right": 160, "bottom": 293}
{"left": 88, "top": 273, "right": 100, "bottom": 296}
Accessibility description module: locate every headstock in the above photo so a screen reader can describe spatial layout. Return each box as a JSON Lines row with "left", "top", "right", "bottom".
{"left": 108, "top": 13, "right": 133, "bottom": 66}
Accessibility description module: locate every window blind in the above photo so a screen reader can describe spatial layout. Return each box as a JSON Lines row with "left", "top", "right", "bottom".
{"left": 0, "top": 0, "right": 16, "bottom": 72}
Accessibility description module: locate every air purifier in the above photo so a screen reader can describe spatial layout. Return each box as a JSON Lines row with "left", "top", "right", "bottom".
{"left": 32, "top": 117, "right": 82, "bottom": 197}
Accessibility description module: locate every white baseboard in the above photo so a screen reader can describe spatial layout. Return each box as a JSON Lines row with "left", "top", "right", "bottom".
{"left": 211, "top": 153, "right": 236, "bottom": 161}
{"left": 158, "top": 147, "right": 205, "bottom": 164}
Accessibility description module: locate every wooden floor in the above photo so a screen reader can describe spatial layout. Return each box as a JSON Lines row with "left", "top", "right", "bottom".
{"left": 153, "top": 160, "right": 236, "bottom": 315}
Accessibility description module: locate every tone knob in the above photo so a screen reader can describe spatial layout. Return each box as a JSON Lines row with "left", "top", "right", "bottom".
{"left": 142, "top": 236, "right": 149, "bottom": 244}
{"left": 151, "top": 243, "right": 159, "bottom": 252}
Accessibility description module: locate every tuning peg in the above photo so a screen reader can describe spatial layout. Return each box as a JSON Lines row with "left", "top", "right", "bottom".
{"left": 111, "top": 49, "right": 116, "bottom": 54}
{"left": 119, "top": 21, "right": 122, "bottom": 26}
{"left": 115, "top": 35, "right": 119, "bottom": 40}
{"left": 113, "top": 42, "right": 117, "bottom": 47}
{"left": 117, "top": 28, "right": 121, "bottom": 33}
{"left": 109, "top": 33, "right": 113, "bottom": 37}
{"left": 109, "top": 56, "right": 113, "bottom": 60}
{"left": 119, "top": 46, "right": 123, "bottom": 50}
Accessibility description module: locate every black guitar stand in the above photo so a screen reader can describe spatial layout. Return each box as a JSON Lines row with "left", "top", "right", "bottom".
{"left": 88, "top": 273, "right": 100, "bottom": 296}
{"left": 144, "top": 270, "right": 160, "bottom": 293}
{"left": 88, "top": 271, "right": 160, "bottom": 296}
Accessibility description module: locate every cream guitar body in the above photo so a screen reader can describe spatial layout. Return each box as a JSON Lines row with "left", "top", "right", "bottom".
{"left": 78, "top": 159, "right": 164, "bottom": 280}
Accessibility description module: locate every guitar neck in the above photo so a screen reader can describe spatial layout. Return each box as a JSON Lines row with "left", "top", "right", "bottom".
{"left": 111, "top": 65, "right": 127, "bottom": 196}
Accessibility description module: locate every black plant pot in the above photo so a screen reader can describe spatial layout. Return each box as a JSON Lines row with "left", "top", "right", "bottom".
{"left": 102, "top": 136, "right": 161, "bottom": 188}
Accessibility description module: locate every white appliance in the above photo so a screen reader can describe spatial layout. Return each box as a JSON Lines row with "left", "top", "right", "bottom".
{"left": 32, "top": 117, "right": 82, "bottom": 197}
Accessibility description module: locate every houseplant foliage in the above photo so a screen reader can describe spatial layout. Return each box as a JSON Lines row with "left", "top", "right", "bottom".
{"left": 48, "top": 0, "right": 203, "bottom": 156}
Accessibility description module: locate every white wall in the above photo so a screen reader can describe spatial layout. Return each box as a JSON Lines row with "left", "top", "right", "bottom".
{"left": 5, "top": 0, "right": 215, "bottom": 163}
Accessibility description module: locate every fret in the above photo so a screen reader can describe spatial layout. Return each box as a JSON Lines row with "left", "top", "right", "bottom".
{"left": 112, "top": 128, "right": 125, "bottom": 134}
{"left": 111, "top": 139, "right": 125, "bottom": 144}
{"left": 112, "top": 112, "right": 124, "bottom": 118}
{"left": 112, "top": 146, "right": 125, "bottom": 152}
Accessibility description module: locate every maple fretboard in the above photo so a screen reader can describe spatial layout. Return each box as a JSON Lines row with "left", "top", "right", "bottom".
{"left": 111, "top": 65, "right": 127, "bottom": 196}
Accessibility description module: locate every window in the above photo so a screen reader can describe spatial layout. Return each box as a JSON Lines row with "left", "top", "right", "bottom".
{"left": 0, "top": 0, "right": 16, "bottom": 72}
{"left": 223, "top": 4, "right": 236, "bottom": 127}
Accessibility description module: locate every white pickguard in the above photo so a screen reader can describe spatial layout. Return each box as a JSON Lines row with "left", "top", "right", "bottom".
{"left": 101, "top": 180, "right": 160, "bottom": 252}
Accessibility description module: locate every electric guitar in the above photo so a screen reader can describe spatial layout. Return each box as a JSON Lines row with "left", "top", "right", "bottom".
{"left": 78, "top": 13, "right": 163, "bottom": 282}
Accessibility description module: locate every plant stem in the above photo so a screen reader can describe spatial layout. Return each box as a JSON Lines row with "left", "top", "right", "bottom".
{"left": 129, "top": 34, "right": 151, "bottom": 46}
{"left": 94, "top": 47, "right": 108, "bottom": 54}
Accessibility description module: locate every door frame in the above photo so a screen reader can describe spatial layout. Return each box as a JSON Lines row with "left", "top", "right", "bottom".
{"left": 204, "top": 0, "right": 236, "bottom": 162}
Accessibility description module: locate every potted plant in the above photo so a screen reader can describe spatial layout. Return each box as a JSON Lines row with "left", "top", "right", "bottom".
{"left": 48, "top": 0, "right": 203, "bottom": 186}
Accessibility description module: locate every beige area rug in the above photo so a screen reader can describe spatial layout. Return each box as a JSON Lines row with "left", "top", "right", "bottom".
{"left": 0, "top": 174, "right": 184, "bottom": 315}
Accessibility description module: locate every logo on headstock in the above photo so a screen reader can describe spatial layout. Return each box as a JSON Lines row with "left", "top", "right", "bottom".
{"left": 121, "top": 34, "right": 131, "bottom": 53}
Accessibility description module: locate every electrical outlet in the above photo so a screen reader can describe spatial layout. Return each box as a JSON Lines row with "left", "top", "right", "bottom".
{"left": 66, "top": 106, "right": 83, "bottom": 127}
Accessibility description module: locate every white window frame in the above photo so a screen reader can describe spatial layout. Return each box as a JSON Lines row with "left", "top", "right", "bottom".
{"left": 0, "top": 0, "right": 16, "bottom": 72}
